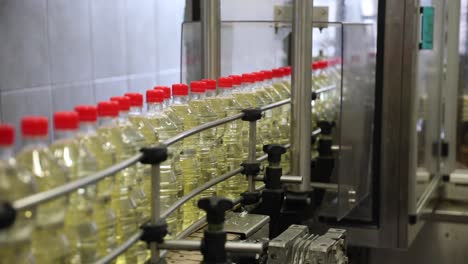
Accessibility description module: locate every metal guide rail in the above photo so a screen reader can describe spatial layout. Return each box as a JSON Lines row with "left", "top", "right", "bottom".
{"left": 0, "top": 86, "right": 335, "bottom": 263}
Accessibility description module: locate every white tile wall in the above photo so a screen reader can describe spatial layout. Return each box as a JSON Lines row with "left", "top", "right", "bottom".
{"left": 48, "top": 0, "right": 93, "bottom": 84}
{"left": 91, "top": 0, "right": 127, "bottom": 79}
{"left": 0, "top": 0, "right": 187, "bottom": 147}
{"left": 51, "top": 81, "right": 95, "bottom": 112}
{"left": 0, "top": 0, "right": 50, "bottom": 91}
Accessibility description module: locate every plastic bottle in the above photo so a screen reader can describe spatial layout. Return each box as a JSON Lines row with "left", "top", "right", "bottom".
{"left": 96, "top": 101, "right": 143, "bottom": 264}
{"left": 0, "top": 124, "right": 36, "bottom": 263}
{"left": 49, "top": 111, "right": 98, "bottom": 263}
{"left": 144, "top": 89, "right": 181, "bottom": 236}
{"left": 217, "top": 77, "right": 247, "bottom": 198}
{"left": 74, "top": 105, "right": 118, "bottom": 259}
{"left": 125, "top": 92, "right": 157, "bottom": 144}
{"left": 169, "top": 84, "right": 202, "bottom": 228}
{"left": 109, "top": 96, "right": 149, "bottom": 224}
{"left": 16, "top": 116, "right": 70, "bottom": 263}
{"left": 188, "top": 81, "right": 219, "bottom": 199}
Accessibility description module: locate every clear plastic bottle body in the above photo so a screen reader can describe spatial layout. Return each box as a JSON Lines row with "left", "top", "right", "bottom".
{"left": 115, "top": 111, "right": 149, "bottom": 224}
{"left": 188, "top": 92, "right": 219, "bottom": 200}
{"left": 217, "top": 89, "right": 247, "bottom": 198}
{"left": 271, "top": 77, "right": 292, "bottom": 173}
{"left": 16, "top": 137, "right": 70, "bottom": 263}
{"left": 169, "top": 95, "right": 203, "bottom": 228}
{"left": 143, "top": 102, "right": 182, "bottom": 236}
{"left": 0, "top": 147, "right": 36, "bottom": 263}
{"left": 96, "top": 117, "right": 142, "bottom": 264}
{"left": 77, "top": 122, "right": 118, "bottom": 259}
{"left": 49, "top": 130, "right": 99, "bottom": 263}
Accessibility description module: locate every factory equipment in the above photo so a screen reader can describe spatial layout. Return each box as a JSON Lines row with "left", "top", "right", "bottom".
{"left": 2, "top": 0, "right": 468, "bottom": 263}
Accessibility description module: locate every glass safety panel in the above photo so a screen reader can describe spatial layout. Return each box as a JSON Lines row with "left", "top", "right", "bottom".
{"left": 410, "top": 0, "right": 444, "bottom": 214}
{"left": 180, "top": 20, "right": 377, "bottom": 221}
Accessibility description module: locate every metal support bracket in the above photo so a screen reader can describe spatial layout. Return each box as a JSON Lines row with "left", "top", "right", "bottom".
{"left": 0, "top": 202, "right": 16, "bottom": 230}
{"left": 140, "top": 219, "right": 168, "bottom": 244}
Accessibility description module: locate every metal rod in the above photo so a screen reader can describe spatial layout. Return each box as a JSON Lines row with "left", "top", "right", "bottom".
{"left": 290, "top": 0, "right": 313, "bottom": 192}
{"left": 247, "top": 121, "right": 257, "bottom": 192}
{"left": 150, "top": 164, "right": 162, "bottom": 264}
{"left": 160, "top": 167, "right": 243, "bottom": 219}
{"left": 416, "top": 174, "right": 442, "bottom": 215}
{"left": 13, "top": 153, "right": 142, "bottom": 211}
{"left": 259, "top": 98, "right": 290, "bottom": 111}
{"left": 158, "top": 240, "right": 265, "bottom": 254}
{"left": 163, "top": 113, "right": 244, "bottom": 146}
{"left": 201, "top": 0, "right": 221, "bottom": 79}
{"left": 94, "top": 230, "right": 143, "bottom": 264}
{"left": 254, "top": 175, "right": 303, "bottom": 184}
{"left": 315, "top": 84, "right": 336, "bottom": 94}
{"left": 310, "top": 182, "right": 339, "bottom": 191}
{"left": 312, "top": 128, "right": 321, "bottom": 137}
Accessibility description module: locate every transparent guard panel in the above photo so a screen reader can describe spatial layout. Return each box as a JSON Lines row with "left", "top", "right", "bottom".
{"left": 180, "top": 21, "right": 377, "bottom": 220}
{"left": 181, "top": 21, "right": 202, "bottom": 83}
{"left": 336, "top": 23, "right": 376, "bottom": 219}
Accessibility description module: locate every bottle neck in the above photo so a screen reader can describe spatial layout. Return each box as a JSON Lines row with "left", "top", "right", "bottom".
{"left": 163, "top": 99, "right": 170, "bottom": 109}
{"left": 54, "top": 130, "right": 76, "bottom": 141}
{"left": 79, "top": 122, "right": 97, "bottom": 135}
{"left": 0, "top": 146, "right": 14, "bottom": 161}
{"left": 190, "top": 92, "right": 205, "bottom": 100}
{"left": 129, "top": 106, "right": 143, "bottom": 115}
{"left": 206, "top": 90, "right": 217, "bottom": 98}
{"left": 243, "top": 83, "right": 253, "bottom": 92}
{"left": 22, "top": 136, "right": 49, "bottom": 149}
{"left": 173, "top": 95, "right": 189, "bottom": 104}
{"left": 272, "top": 77, "right": 281, "bottom": 84}
{"left": 99, "top": 116, "right": 117, "bottom": 127}
{"left": 218, "top": 88, "right": 232, "bottom": 97}
{"left": 119, "top": 110, "right": 129, "bottom": 119}
{"left": 147, "top": 102, "right": 164, "bottom": 113}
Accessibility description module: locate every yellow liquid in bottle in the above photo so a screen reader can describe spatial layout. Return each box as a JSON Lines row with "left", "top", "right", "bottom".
{"left": 189, "top": 96, "right": 220, "bottom": 199}
{"left": 210, "top": 94, "right": 247, "bottom": 198}
{"left": 136, "top": 107, "right": 182, "bottom": 236}
{"left": 16, "top": 143, "right": 70, "bottom": 264}
{"left": 170, "top": 101, "right": 203, "bottom": 228}
{"left": 272, "top": 81, "right": 291, "bottom": 174}
{"left": 78, "top": 128, "right": 118, "bottom": 260}
{"left": 97, "top": 123, "right": 145, "bottom": 264}
{"left": 0, "top": 153, "right": 36, "bottom": 264}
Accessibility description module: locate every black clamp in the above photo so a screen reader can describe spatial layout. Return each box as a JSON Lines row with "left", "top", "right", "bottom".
{"left": 241, "top": 191, "right": 262, "bottom": 205}
{"left": 140, "top": 145, "right": 168, "bottom": 165}
{"left": 241, "top": 108, "right": 262, "bottom": 122}
{"left": 317, "top": 121, "right": 335, "bottom": 135}
{"left": 241, "top": 162, "right": 261, "bottom": 177}
{"left": 0, "top": 202, "right": 16, "bottom": 230}
{"left": 263, "top": 144, "right": 286, "bottom": 164}
{"left": 198, "top": 197, "right": 234, "bottom": 226}
{"left": 312, "top": 91, "right": 318, "bottom": 101}
{"left": 140, "top": 219, "right": 168, "bottom": 244}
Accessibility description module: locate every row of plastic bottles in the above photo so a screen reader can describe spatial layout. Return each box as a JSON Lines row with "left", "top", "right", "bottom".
{"left": 0, "top": 58, "right": 341, "bottom": 264}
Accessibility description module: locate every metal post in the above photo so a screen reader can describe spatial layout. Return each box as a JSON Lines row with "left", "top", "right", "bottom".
{"left": 150, "top": 164, "right": 161, "bottom": 264}
{"left": 248, "top": 121, "right": 257, "bottom": 192}
{"left": 290, "top": 0, "right": 313, "bottom": 192}
{"left": 201, "top": 0, "right": 221, "bottom": 79}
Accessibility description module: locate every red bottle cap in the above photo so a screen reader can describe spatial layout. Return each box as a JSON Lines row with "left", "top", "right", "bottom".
{"left": 190, "top": 81, "right": 206, "bottom": 93}
{"left": 242, "top": 73, "right": 255, "bottom": 83}
{"left": 253, "top": 72, "right": 264, "bottom": 82}
{"left": 110, "top": 96, "right": 131, "bottom": 111}
{"left": 54, "top": 111, "right": 79, "bottom": 130}
{"left": 272, "top": 68, "right": 283, "bottom": 78}
{"left": 146, "top": 89, "right": 165, "bottom": 103}
{"left": 172, "top": 84, "right": 189, "bottom": 96}
{"left": 21, "top": 116, "right": 48, "bottom": 136}
{"left": 201, "top": 79, "right": 217, "bottom": 91}
{"left": 124, "top": 93, "right": 144, "bottom": 107}
{"left": 97, "top": 101, "right": 119, "bottom": 117}
{"left": 261, "top": 70, "right": 273, "bottom": 80}
{"left": 154, "top": 86, "right": 171, "bottom": 99}
{"left": 74, "top": 105, "right": 98, "bottom": 122}
{"left": 229, "top": 75, "right": 242, "bottom": 86}
{"left": 0, "top": 124, "right": 15, "bottom": 146}
{"left": 218, "top": 77, "right": 233, "bottom": 89}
